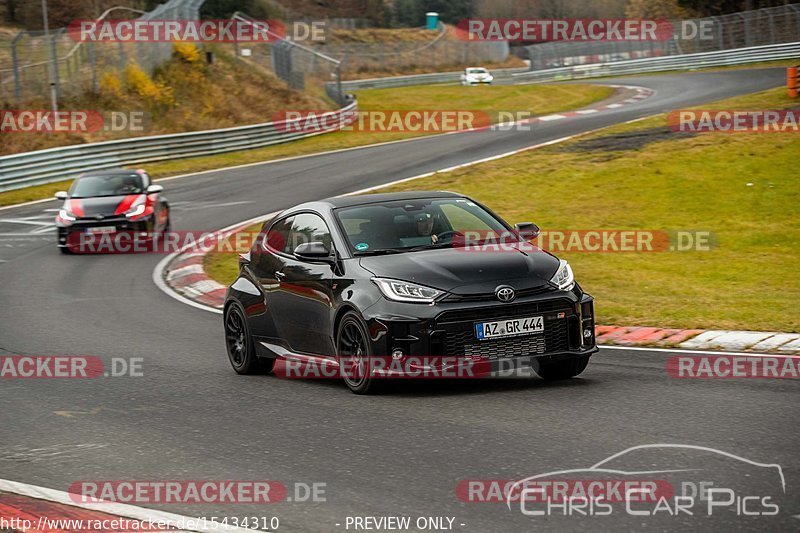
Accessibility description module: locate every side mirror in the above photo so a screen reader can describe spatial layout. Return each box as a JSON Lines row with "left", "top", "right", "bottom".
{"left": 294, "top": 242, "right": 333, "bottom": 263}
{"left": 515, "top": 222, "right": 540, "bottom": 240}
{"left": 146, "top": 184, "right": 164, "bottom": 194}
{"left": 54, "top": 191, "right": 68, "bottom": 200}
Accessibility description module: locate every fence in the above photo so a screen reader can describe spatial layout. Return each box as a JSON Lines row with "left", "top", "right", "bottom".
{"left": 0, "top": 99, "right": 357, "bottom": 192}
{"left": 0, "top": 0, "right": 205, "bottom": 105}
{"left": 316, "top": 24, "right": 510, "bottom": 74}
{"left": 514, "top": 42, "right": 800, "bottom": 83}
{"left": 228, "top": 11, "right": 345, "bottom": 104}
{"left": 525, "top": 4, "right": 800, "bottom": 70}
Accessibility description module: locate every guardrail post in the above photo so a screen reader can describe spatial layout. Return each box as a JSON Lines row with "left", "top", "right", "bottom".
{"left": 789, "top": 66, "right": 799, "bottom": 98}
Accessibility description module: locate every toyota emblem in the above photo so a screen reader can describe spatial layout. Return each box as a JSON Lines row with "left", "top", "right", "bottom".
{"left": 495, "top": 286, "right": 515, "bottom": 302}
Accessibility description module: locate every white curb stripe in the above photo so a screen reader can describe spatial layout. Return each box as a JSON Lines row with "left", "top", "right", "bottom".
{"left": 166, "top": 264, "right": 204, "bottom": 281}
{"left": 751, "top": 333, "right": 800, "bottom": 351}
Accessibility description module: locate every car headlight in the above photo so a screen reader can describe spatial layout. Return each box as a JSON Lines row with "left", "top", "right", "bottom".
{"left": 58, "top": 208, "right": 76, "bottom": 222}
{"left": 550, "top": 260, "right": 574, "bottom": 291}
{"left": 125, "top": 203, "right": 146, "bottom": 218}
{"left": 372, "top": 278, "right": 443, "bottom": 304}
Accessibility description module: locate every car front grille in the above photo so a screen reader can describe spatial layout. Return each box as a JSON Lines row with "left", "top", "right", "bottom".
{"left": 442, "top": 317, "right": 570, "bottom": 360}
{"left": 433, "top": 298, "right": 576, "bottom": 359}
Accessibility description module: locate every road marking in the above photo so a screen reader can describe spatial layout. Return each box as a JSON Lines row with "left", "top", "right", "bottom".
{"left": 0, "top": 218, "right": 52, "bottom": 227}
{"left": 0, "top": 478, "right": 262, "bottom": 532}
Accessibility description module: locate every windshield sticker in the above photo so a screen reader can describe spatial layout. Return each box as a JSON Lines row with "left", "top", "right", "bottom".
{"left": 355, "top": 242, "right": 369, "bottom": 251}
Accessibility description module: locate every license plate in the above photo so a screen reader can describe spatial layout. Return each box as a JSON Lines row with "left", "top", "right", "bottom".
{"left": 475, "top": 315, "right": 544, "bottom": 340}
{"left": 86, "top": 226, "right": 116, "bottom": 234}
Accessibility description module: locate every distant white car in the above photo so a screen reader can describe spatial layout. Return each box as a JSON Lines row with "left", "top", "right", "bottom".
{"left": 461, "top": 67, "right": 493, "bottom": 85}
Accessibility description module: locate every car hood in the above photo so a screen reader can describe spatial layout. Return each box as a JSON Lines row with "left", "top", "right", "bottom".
{"left": 66, "top": 195, "right": 143, "bottom": 217}
{"left": 358, "top": 246, "right": 560, "bottom": 295}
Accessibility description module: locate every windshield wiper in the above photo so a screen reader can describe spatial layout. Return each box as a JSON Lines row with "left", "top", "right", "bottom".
{"left": 408, "top": 241, "right": 454, "bottom": 252}
{"left": 353, "top": 248, "right": 407, "bottom": 256}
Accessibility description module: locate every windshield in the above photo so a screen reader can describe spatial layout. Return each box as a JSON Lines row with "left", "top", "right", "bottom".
{"left": 70, "top": 174, "right": 144, "bottom": 198}
{"left": 467, "top": 68, "right": 488, "bottom": 74}
{"left": 335, "top": 198, "right": 509, "bottom": 254}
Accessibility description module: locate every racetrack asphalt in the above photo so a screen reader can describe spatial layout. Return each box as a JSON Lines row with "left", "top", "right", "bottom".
{"left": 1, "top": 68, "right": 797, "bottom": 531}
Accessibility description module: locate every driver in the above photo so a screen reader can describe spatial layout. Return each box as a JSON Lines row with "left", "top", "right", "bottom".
{"left": 117, "top": 176, "right": 140, "bottom": 194}
{"left": 415, "top": 212, "right": 438, "bottom": 244}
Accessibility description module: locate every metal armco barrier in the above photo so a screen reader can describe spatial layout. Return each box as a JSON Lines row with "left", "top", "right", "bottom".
{"left": 513, "top": 42, "right": 800, "bottom": 83}
{"left": 789, "top": 66, "right": 799, "bottom": 98}
{"left": 0, "top": 99, "right": 356, "bottom": 192}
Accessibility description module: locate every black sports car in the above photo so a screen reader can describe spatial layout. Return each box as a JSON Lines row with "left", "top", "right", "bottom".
{"left": 54, "top": 169, "right": 170, "bottom": 253}
{"left": 224, "top": 191, "right": 597, "bottom": 394}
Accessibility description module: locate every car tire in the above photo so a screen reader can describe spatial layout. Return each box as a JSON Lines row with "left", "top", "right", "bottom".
{"left": 59, "top": 246, "right": 72, "bottom": 255}
{"left": 224, "top": 302, "right": 275, "bottom": 375}
{"left": 336, "top": 311, "right": 382, "bottom": 395}
{"left": 162, "top": 209, "right": 171, "bottom": 234}
{"left": 535, "top": 355, "right": 590, "bottom": 380}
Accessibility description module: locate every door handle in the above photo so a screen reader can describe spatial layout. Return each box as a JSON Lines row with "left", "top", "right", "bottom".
{"left": 274, "top": 271, "right": 286, "bottom": 279}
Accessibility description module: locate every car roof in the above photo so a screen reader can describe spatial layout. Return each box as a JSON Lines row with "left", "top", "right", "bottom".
{"left": 78, "top": 169, "right": 143, "bottom": 178}
{"left": 319, "top": 191, "right": 463, "bottom": 209}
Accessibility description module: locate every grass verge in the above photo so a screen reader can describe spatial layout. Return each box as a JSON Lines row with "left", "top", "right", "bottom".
{"left": 374, "top": 87, "right": 800, "bottom": 332}
{"left": 0, "top": 82, "right": 613, "bottom": 207}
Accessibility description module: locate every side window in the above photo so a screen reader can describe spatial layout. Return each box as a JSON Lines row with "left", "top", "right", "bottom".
{"left": 286, "top": 213, "right": 332, "bottom": 255}
{"left": 264, "top": 216, "right": 294, "bottom": 252}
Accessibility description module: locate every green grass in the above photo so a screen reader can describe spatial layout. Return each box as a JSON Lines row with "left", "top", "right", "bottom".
{"left": 374, "top": 87, "right": 800, "bottom": 332}
{"left": 0, "top": 83, "right": 612, "bottom": 207}
{"left": 204, "top": 223, "right": 263, "bottom": 286}
{"left": 202, "top": 87, "right": 799, "bottom": 332}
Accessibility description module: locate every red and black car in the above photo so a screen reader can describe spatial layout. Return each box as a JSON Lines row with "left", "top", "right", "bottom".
{"left": 54, "top": 169, "right": 171, "bottom": 254}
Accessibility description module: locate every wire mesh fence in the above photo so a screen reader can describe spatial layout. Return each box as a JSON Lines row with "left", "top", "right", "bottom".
{"left": 317, "top": 25, "right": 510, "bottom": 73}
{"left": 525, "top": 3, "right": 800, "bottom": 70}
{"left": 226, "top": 16, "right": 509, "bottom": 105}
{"left": 226, "top": 12, "right": 345, "bottom": 105}
{"left": 0, "top": 0, "right": 205, "bottom": 105}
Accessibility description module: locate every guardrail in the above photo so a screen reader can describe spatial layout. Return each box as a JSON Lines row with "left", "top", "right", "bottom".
{"left": 0, "top": 99, "right": 356, "bottom": 192}
{"left": 513, "top": 42, "right": 800, "bottom": 83}
{"left": 332, "top": 66, "right": 529, "bottom": 91}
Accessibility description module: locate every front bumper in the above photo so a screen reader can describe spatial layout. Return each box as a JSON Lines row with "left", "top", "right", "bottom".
{"left": 57, "top": 215, "right": 155, "bottom": 251}
{"left": 363, "top": 288, "right": 597, "bottom": 369}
